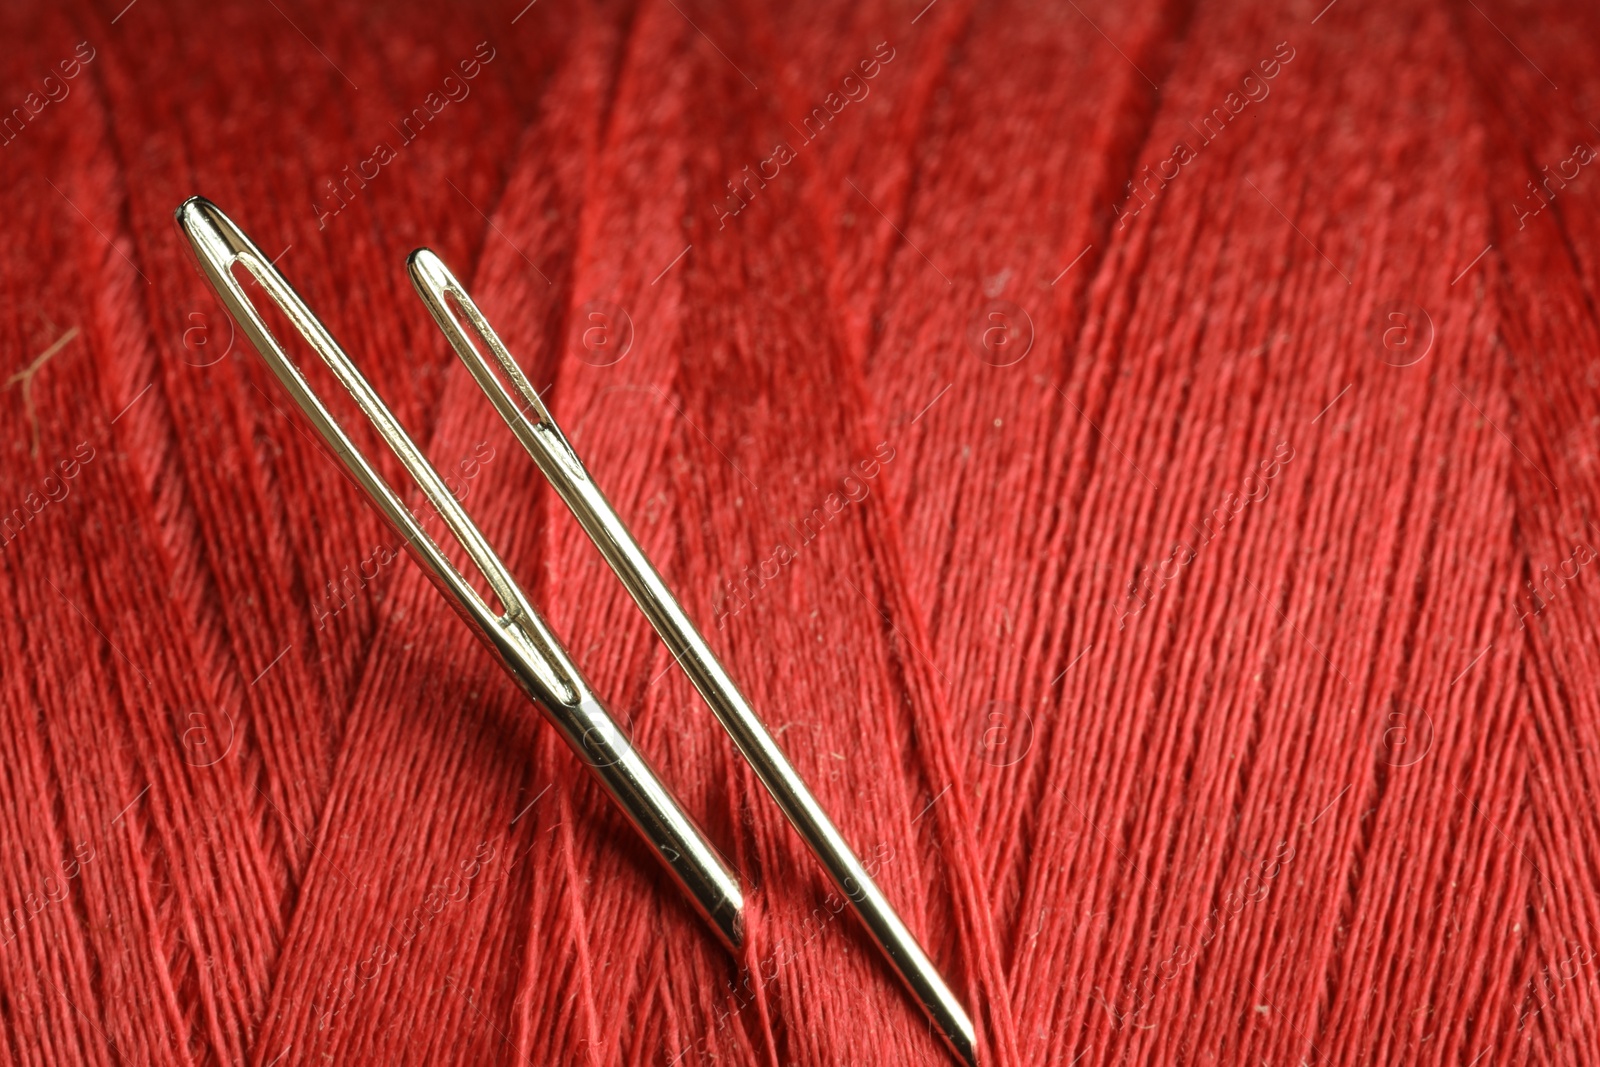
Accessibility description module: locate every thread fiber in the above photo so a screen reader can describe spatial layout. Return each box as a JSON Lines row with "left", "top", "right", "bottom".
{"left": 2, "top": 0, "right": 1599, "bottom": 1064}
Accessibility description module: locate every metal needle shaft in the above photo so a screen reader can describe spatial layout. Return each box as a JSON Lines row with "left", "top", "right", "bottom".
{"left": 409, "top": 249, "right": 979, "bottom": 1066}
{"left": 175, "top": 198, "right": 744, "bottom": 951}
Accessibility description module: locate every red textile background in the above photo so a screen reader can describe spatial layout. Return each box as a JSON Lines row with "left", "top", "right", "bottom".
{"left": 4, "top": 0, "right": 1600, "bottom": 1064}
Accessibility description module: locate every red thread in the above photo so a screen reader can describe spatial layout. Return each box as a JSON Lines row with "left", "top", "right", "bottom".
{"left": 3, "top": 0, "right": 1600, "bottom": 1064}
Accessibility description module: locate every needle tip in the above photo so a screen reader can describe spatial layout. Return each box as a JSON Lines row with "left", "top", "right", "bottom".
{"left": 945, "top": 1029, "right": 979, "bottom": 1067}
{"left": 936, "top": 1000, "right": 980, "bottom": 1067}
